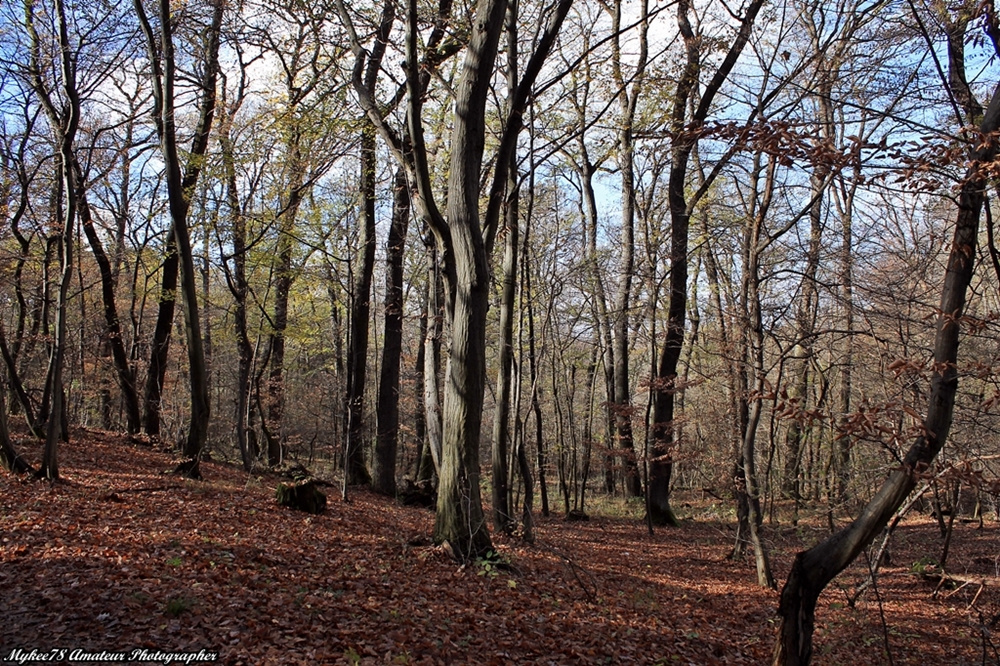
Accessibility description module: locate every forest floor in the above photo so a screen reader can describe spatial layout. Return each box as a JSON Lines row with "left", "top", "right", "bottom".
{"left": 2, "top": 428, "right": 999, "bottom": 665}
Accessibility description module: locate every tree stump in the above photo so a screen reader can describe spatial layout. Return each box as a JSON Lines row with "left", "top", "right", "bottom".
{"left": 399, "top": 478, "right": 436, "bottom": 508}
{"left": 276, "top": 479, "right": 327, "bottom": 514}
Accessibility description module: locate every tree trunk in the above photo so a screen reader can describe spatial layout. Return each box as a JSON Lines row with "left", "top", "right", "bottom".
{"left": 264, "top": 117, "right": 307, "bottom": 467}
{"left": 413, "top": 285, "right": 434, "bottom": 483}
{"left": 344, "top": 126, "right": 377, "bottom": 486}
{"left": 524, "top": 228, "right": 549, "bottom": 517}
{"left": 647, "top": 0, "right": 764, "bottom": 526}
{"left": 218, "top": 95, "right": 255, "bottom": 471}
{"left": 607, "top": 0, "right": 648, "bottom": 501}
{"left": 571, "top": 129, "right": 615, "bottom": 496}
{"left": 373, "top": 167, "right": 410, "bottom": 495}
{"left": 135, "top": 0, "right": 223, "bottom": 474}
{"left": 142, "top": 238, "right": 177, "bottom": 438}
{"left": 0, "top": 319, "right": 37, "bottom": 435}
{"left": 264, "top": 202, "right": 295, "bottom": 467}
{"left": 26, "top": 0, "right": 80, "bottom": 480}
{"left": 782, "top": 71, "right": 830, "bottom": 499}
{"left": 338, "top": 0, "right": 570, "bottom": 560}
{"left": 0, "top": 371, "right": 32, "bottom": 474}
{"left": 76, "top": 161, "right": 141, "bottom": 434}
{"left": 488, "top": 1, "right": 524, "bottom": 532}
{"left": 422, "top": 232, "right": 444, "bottom": 478}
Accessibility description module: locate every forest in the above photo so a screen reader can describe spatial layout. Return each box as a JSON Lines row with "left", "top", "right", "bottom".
{"left": 3, "top": 0, "right": 1000, "bottom": 662}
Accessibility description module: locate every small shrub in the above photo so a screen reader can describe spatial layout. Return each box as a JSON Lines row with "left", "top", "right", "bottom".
{"left": 910, "top": 556, "right": 939, "bottom": 574}
{"left": 165, "top": 596, "right": 193, "bottom": 617}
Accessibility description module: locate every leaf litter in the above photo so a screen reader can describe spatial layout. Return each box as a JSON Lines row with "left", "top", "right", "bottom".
{"left": 1, "top": 428, "right": 997, "bottom": 664}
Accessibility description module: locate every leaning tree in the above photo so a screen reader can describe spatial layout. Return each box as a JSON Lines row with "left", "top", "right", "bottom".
{"left": 772, "top": 4, "right": 1000, "bottom": 662}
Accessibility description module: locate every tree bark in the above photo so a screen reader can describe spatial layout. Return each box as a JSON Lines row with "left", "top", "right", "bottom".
{"left": 338, "top": 0, "right": 571, "bottom": 559}
{"left": 344, "top": 125, "right": 377, "bottom": 486}
{"left": 647, "top": 0, "right": 765, "bottom": 526}
{"left": 263, "top": 171, "right": 301, "bottom": 468}
{"left": 25, "top": 0, "right": 81, "bottom": 480}
{"left": 490, "top": 4, "right": 522, "bottom": 529}
{"left": 218, "top": 90, "right": 255, "bottom": 471}
{"left": 422, "top": 233, "right": 444, "bottom": 478}
{"left": 76, "top": 160, "right": 142, "bottom": 434}
{"left": 0, "top": 370, "right": 32, "bottom": 474}
{"left": 607, "top": 0, "right": 648, "bottom": 499}
{"left": 135, "top": 0, "right": 223, "bottom": 473}
{"left": 373, "top": 167, "right": 411, "bottom": 495}
{"left": 142, "top": 237, "right": 177, "bottom": 438}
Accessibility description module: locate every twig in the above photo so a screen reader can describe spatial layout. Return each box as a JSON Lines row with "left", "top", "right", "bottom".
{"left": 539, "top": 539, "right": 598, "bottom": 602}
{"left": 864, "top": 550, "right": 895, "bottom": 666}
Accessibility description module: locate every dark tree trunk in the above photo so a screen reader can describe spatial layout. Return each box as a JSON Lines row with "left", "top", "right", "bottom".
{"left": 647, "top": 0, "right": 764, "bottom": 525}
{"left": 265, "top": 212, "right": 294, "bottom": 467}
{"left": 0, "top": 374, "right": 32, "bottom": 474}
{"left": 344, "top": 126, "right": 378, "bottom": 486}
{"left": 135, "top": 0, "right": 223, "bottom": 472}
{"left": 218, "top": 92, "right": 255, "bottom": 471}
{"left": 4, "top": 126, "right": 41, "bottom": 436}
{"left": 0, "top": 319, "right": 38, "bottom": 435}
{"left": 413, "top": 297, "right": 434, "bottom": 483}
{"left": 525, "top": 244, "right": 549, "bottom": 517}
{"left": 339, "top": 0, "right": 570, "bottom": 560}
{"left": 142, "top": 239, "right": 177, "bottom": 438}
{"left": 26, "top": 0, "right": 80, "bottom": 480}
{"left": 76, "top": 161, "right": 142, "bottom": 434}
{"left": 373, "top": 167, "right": 410, "bottom": 495}
{"left": 264, "top": 117, "right": 307, "bottom": 467}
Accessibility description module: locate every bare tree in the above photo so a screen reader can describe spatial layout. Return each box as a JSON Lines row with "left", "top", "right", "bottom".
{"left": 647, "top": 0, "right": 766, "bottom": 525}
{"left": 337, "top": 0, "right": 572, "bottom": 559}
{"left": 135, "top": 0, "right": 223, "bottom": 477}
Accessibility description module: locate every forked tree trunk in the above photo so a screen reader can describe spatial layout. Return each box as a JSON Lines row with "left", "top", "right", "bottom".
{"left": 524, "top": 232, "right": 549, "bottom": 517}
{"left": 0, "top": 373, "right": 32, "bottom": 474}
{"left": 135, "top": 0, "right": 223, "bottom": 474}
{"left": 0, "top": 320, "right": 36, "bottom": 435}
{"left": 338, "top": 0, "right": 570, "bottom": 560}
{"left": 26, "top": 0, "right": 80, "bottom": 480}
{"left": 783, "top": 70, "right": 831, "bottom": 499}
{"left": 76, "top": 161, "right": 141, "bottom": 434}
{"left": 648, "top": 0, "right": 765, "bottom": 526}
{"left": 142, "top": 240, "right": 177, "bottom": 438}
